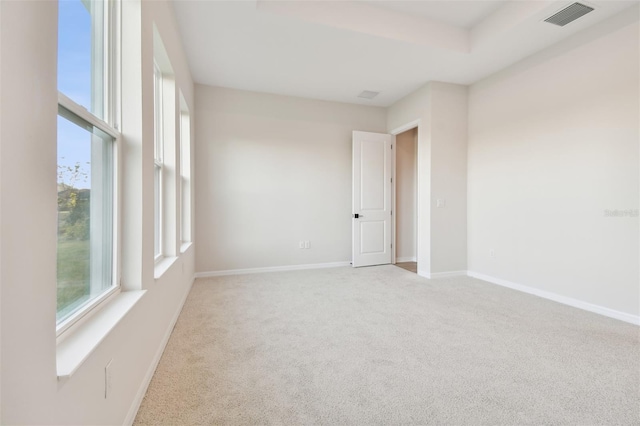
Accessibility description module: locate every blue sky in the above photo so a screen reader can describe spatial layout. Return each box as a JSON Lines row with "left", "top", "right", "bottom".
{"left": 58, "top": 0, "right": 93, "bottom": 189}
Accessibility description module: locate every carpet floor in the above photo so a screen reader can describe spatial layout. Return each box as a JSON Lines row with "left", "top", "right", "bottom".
{"left": 134, "top": 265, "right": 640, "bottom": 425}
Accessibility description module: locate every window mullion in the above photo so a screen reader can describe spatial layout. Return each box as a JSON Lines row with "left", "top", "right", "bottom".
{"left": 58, "top": 93, "right": 119, "bottom": 139}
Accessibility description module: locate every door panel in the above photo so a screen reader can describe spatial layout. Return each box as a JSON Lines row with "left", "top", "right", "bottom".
{"left": 352, "top": 131, "right": 392, "bottom": 267}
{"left": 360, "top": 221, "right": 386, "bottom": 254}
{"left": 360, "top": 141, "right": 385, "bottom": 210}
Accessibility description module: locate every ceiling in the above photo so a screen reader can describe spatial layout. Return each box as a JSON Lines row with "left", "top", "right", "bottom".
{"left": 362, "top": 1, "right": 507, "bottom": 28}
{"left": 172, "top": 0, "right": 639, "bottom": 107}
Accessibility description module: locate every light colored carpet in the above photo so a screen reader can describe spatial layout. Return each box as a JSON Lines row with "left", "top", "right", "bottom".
{"left": 134, "top": 265, "right": 640, "bottom": 425}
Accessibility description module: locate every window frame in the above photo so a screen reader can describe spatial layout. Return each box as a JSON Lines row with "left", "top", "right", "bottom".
{"left": 153, "top": 61, "right": 164, "bottom": 262}
{"left": 56, "top": 0, "right": 122, "bottom": 338}
{"left": 179, "top": 102, "right": 191, "bottom": 249}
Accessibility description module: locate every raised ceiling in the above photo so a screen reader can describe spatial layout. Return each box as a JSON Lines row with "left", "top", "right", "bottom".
{"left": 172, "top": 0, "right": 639, "bottom": 107}
{"left": 362, "top": 1, "right": 508, "bottom": 28}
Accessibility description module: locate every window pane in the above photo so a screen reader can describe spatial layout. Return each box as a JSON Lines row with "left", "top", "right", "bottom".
{"left": 181, "top": 176, "right": 190, "bottom": 244}
{"left": 57, "top": 111, "right": 114, "bottom": 324}
{"left": 154, "top": 64, "right": 163, "bottom": 258}
{"left": 154, "top": 65, "right": 163, "bottom": 162}
{"left": 180, "top": 111, "right": 191, "bottom": 243}
{"left": 58, "top": 0, "right": 105, "bottom": 119}
{"left": 154, "top": 163, "right": 161, "bottom": 258}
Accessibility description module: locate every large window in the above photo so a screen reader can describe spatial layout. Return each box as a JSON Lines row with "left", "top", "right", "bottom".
{"left": 57, "top": 0, "right": 119, "bottom": 331}
{"left": 179, "top": 94, "right": 191, "bottom": 248}
{"left": 153, "top": 62, "right": 164, "bottom": 261}
{"left": 153, "top": 28, "right": 176, "bottom": 266}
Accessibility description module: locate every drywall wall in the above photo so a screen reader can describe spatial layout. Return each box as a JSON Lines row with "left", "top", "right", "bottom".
{"left": 468, "top": 11, "right": 640, "bottom": 317}
{"left": 0, "top": 3, "right": 58, "bottom": 423}
{"left": 387, "top": 84, "right": 431, "bottom": 275}
{"left": 387, "top": 82, "right": 467, "bottom": 276}
{"left": 395, "top": 128, "right": 417, "bottom": 261}
{"left": 195, "top": 85, "right": 386, "bottom": 273}
{"left": 0, "top": 1, "right": 196, "bottom": 424}
{"left": 429, "top": 83, "right": 468, "bottom": 274}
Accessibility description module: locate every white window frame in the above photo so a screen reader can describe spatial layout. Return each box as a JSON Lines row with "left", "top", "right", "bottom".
{"left": 179, "top": 100, "right": 191, "bottom": 250}
{"left": 153, "top": 61, "right": 164, "bottom": 262}
{"left": 56, "top": 0, "right": 121, "bottom": 338}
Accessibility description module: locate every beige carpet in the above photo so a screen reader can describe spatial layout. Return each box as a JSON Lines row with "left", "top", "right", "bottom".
{"left": 134, "top": 265, "right": 640, "bottom": 425}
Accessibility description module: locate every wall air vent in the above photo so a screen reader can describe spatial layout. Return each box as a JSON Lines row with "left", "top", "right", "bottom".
{"left": 358, "top": 90, "right": 379, "bottom": 100}
{"left": 544, "top": 2, "right": 594, "bottom": 26}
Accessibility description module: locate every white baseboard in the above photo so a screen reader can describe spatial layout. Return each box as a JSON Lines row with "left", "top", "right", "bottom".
{"left": 396, "top": 257, "right": 416, "bottom": 263}
{"left": 417, "top": 269, "right": 429, "bottom": 279}
{"left": 196, "top": 261, "right": 352, "bottom": 278}
{"left": 467, "top": 271, "right": 640, "bottom": 326}
{"left": 427, "top": 270, "right": 468, "bottom": 279}
{"left": 124, "top": 275, "right": 196, "bottom": 425}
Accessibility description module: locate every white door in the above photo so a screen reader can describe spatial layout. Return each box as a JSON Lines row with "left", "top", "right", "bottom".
{"left": 352, "top": 131, "right": 393, "bottom": 267}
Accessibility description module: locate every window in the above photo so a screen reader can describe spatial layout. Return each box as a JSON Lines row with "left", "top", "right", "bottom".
{"left": 153, "top": 27, "right": 177, "bottom": 268}
{"left": 179, "top": 94, "right": 191, "bottom": 247}
{"left": 57, "top": 0, "right": 119, "bottom": 331}
{"left": 154, "top": 63, "right": 164, "bottom": 261}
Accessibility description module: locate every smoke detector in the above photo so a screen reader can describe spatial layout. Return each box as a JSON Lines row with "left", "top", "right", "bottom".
{"left": 544, "top": 2, "right": 594, "bottom": 27}
{"left": 358, "top": 90, "right": 379, "bottom": 100}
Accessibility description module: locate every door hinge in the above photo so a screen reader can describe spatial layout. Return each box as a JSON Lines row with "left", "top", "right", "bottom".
{"left": 391, "top": 177, "right": 393, "bottom": 183}
{"left": 391, "top": 145, "right": 393, "bottom": 149}
{"left": 391, "top": 243, "right": 393, "bottom": 248}
{"left": 391, "top": 210, "right": 393, "bottom": 215}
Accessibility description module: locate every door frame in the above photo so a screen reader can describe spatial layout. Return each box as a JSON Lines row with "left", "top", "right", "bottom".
{"left": 389, "top": 119, "right": 421, "bottom": 268}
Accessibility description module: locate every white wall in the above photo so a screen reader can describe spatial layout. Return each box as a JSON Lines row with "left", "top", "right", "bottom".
{"left": 468, "top": 12, "right": 639, "bottom": 316}
{"left": 395, "top": 128, "right": 417, "bottom": 261}
{"left": 387, "top": 85, "right": 432, "bottom": 275}
{"left": 195, "top": 85, "right": 386, "bottom": 273}
{"left": 430, "top": 83, "right": 468, "bottom": 274}
{"left": 387, "top": 82, "right": 468, "bottom": 276}
{"left": 0, "top": 1, "right": 196, "bottom": 424}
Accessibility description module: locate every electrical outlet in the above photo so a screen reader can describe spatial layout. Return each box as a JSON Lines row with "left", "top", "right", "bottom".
{"left": 105, "top": 359, "right": 113, "bottom": 399}
{"left": 299, "top": 241, "right": 304, "bottom": 249}
{"left": 304, "top": 240, "right": 310, "bottom": 249}
{"left": 436, "top": 199, "right": 446, "bottom": 208}
{"left": 489, "top": 249, "right": 495, "bottom": 258}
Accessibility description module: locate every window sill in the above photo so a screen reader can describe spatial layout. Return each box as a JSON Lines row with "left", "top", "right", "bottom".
{"left": 56, "top": 290, "right": 146, "bottom": 379}
{"left": 180, "top": 241, "right": 193, "bottom": 254}
{"left": 154, "top": 255, "right": 178, "bottom": 280}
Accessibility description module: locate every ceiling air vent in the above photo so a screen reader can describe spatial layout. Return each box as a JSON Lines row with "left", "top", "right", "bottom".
{"left": 358, "top": 90, "right": 379, "bottom": 100}
{"left": 544, "top": 2, "right": 594, "bottom": 26}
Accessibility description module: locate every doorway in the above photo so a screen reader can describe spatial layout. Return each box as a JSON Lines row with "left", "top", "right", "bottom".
{"left": 393, "top": 127, "right": 417, "bottom": 273}
{"left": 351, "top": 122, "right": 420, "bottom": 272}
